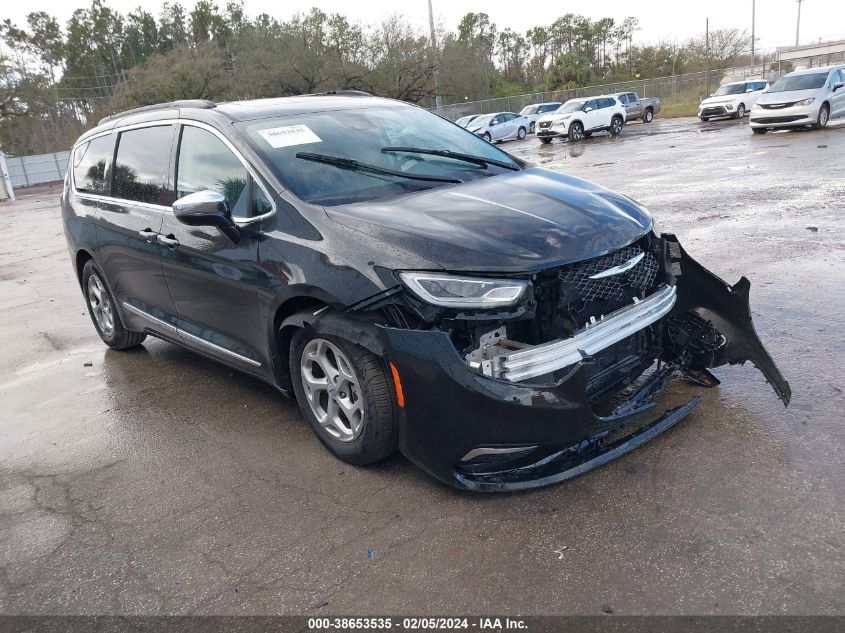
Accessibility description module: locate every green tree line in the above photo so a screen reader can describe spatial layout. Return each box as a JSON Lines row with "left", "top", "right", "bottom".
{"left": 0, "top": 0, "right": 751, "bottom": 155}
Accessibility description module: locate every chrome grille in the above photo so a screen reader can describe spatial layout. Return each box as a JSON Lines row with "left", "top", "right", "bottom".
{"left": 538, "top": 121, "right": 552, "bottom": 129}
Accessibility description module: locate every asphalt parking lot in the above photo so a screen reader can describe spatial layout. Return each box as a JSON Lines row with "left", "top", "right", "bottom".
{"left": 1, "top": 115, "right": 843, "bottom": 616}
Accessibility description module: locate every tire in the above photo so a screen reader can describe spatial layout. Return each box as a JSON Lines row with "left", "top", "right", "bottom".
{"left": 568, "top": 121, "right": 584, "bottom": 141}
{"left": 813, "top": 103, "right": 830, "bottom": 129}
{"left": 517, "top": 126, "right": 526, "bottom": 140}
{"left": 610, "top": 115, "right": 624, "bottom": 135}
{"left": 752, "top": 127, "right": 767, "bottom": 134}
{"left": 482, "top": 132, "right": 492, "bottom": 142}
{"left": 539, "top": 137, "right": 552, "bottom": 144}
{"left": 735, "top": 103, "right": 746, "bottom": 119}
{"left": 290, "top": 329, "right": 397, "bottom": 465}
{"left": 700, "top": 117, "right": 709, "bottom": 122}
{"left": 529, "top": 122, "right": 536, "bottom": 134}
{"left": 643, "top": 108, "right": 654, "bottom": 123}
{"left": 81, "top": 260, "right": 147, "bottom": 350}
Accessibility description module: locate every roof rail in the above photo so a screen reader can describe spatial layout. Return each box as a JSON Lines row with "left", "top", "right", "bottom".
{"left": 98, "top": 99, "right": 216, "bottom": 126}
{"left": 301, "top": 90, "right": 373, "bottom": 97}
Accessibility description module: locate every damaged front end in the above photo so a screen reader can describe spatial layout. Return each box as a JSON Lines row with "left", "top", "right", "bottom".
{"left": 339, "top": 233, "right": 790, "bottom": 491}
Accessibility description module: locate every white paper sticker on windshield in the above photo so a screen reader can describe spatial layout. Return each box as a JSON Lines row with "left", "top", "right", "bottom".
{"left": 258, "top": 125, "right": 322, "bottom": 148}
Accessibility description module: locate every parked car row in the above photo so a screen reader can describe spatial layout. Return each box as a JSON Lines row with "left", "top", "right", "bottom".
{"left": 698, "top": 64, "right": 845, "bottom": 133}
{"left": 454, "top": 91, "right": 659, "bottom": 146}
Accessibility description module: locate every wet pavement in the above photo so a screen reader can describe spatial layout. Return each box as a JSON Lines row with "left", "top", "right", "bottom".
{"left": 1, "top": 116, "right": 843, "bottom": 615}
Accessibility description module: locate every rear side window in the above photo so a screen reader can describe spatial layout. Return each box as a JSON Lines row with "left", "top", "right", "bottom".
{"left": 176, "top": 126, "right": 252, "bottom": 218}
{"left": 113, "top": 126, "right": 173, "bottom": 205}
{"left": 73, "top": 135, "right": 114, "bottom": 195}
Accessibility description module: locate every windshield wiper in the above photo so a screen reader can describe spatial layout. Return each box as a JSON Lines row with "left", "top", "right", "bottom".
{"left": 295, "top": 152, "right": 462, "bottom": 184}
{"left": 381, "top": 147, "right": 520, "bottom": 171}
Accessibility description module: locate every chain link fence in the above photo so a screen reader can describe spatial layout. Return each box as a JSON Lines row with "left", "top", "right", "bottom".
{"left": 432, "top": 53, "right": 845, "bottom": 121}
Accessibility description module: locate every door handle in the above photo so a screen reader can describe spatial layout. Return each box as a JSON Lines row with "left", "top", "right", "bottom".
{"left": 158, "top": 234, "right": 180, "bottom": 248}
{"left": 138, "top": 228, "right": 158, "bottom": 243}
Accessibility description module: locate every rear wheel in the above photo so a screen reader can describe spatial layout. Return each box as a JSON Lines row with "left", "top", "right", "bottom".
{"left": 643, "top": 108, "right": 654, "bottom": 123}
{"left": 82, "top": 260, "right": 146, "bottom": 349}
{"left": 568, "top": 121, "right": 584, "bottom": 141}
{"left": 813, "top": 103, "right": 830, "bottom": 129}
{"left": 610, "top": 115, "right": 624, "bottom": 135}
{"left": 516, "top": 126, "right": 526, "bottom": 140}
{"left": 290, "top": 330, "right": 397, "bottom": 465}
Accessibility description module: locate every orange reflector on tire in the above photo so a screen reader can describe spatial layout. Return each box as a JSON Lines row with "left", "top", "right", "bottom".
{"left": 389, "top": 362, "right": 405, "bottom": 408}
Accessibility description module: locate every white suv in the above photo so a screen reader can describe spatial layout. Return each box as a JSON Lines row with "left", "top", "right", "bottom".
{"left": 535, "top": 96, "right": 626, "bottom": 143}
{"left": 698, "top": 80, "right": 769, "bottom": 121}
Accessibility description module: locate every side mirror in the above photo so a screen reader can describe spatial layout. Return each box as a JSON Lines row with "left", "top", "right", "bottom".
{"left": 746, "top": 88, "right": 754, "bottom": 93}
{"left": 173, "top": 190, "right": 240, "bottom": 242}
{"left": 834, "top": 82, "right": 845, "bottom": 91}
{"left": 584, "top": 107, "right": 594, "bottom": 112}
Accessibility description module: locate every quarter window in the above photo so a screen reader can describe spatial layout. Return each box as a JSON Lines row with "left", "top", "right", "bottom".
{"left": 113, "top": 126, "right": 173, "bottom": 205}
{"left": 73, "top": 134, "right": 114, "bottom": 195}
{"left": 176, "top": 126, "right": 252, "bottom": 218}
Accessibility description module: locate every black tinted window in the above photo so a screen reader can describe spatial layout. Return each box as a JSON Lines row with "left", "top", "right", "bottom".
{"left": 585, "top": 100, "right": 598, "bottom": 110}
{"left": 599, "top": 98, "right": 614, "bottom": 108}
{"left": 114, "top": 126, "right": 173, "bottom": 205}
{"left": 73, "top": 135, "right": 114, "bottom": 195}
{"left": 176, "top": 126, "right": 251, "bottom": 218}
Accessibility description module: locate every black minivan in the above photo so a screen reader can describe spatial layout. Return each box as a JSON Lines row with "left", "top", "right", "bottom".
{"left": 63, "top": 93, "right": 790, "bottom": 491}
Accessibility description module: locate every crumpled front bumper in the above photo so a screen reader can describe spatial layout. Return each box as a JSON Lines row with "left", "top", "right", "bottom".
{"left": 308, "top": 236, "right": 790, "bottom": 492}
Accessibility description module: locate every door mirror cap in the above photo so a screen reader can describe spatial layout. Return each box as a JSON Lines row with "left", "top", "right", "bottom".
{"left": 746, "top": 88, "right": 754, "bottom": 93}
{"left": 173, "top": 190, "right": 240, "bottom": 242}
{"left": 584, "top": 107, "right": 593, "bottom": 112}
{"left": 834, "top": 82, "right": 845, "bottom": 91}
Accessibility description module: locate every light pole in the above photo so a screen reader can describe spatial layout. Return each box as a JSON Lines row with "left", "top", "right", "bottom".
{"left": 751, "top": 0, "right": 756, "bottom": 72}
{"left": 427, "top": 0, "right": 443, "bottom": 110}
{"left": 796, "top": 0, "right": 804, "bottom": 46}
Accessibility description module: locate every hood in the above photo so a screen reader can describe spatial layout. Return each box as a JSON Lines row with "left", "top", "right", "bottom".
{"left": 700, "top": 94, "right": 741, "bottom": 106}
{"left": 324, "top": 167, "right": 653, "bottom": 273}
{"left": 538, "top": 112, "right": 568, "bottom": 124}
{"left": 467, "top": 121, "right": 489, "bottom": 132}
{"left": 757, "top": 88, "right": 820, "bottom": 104}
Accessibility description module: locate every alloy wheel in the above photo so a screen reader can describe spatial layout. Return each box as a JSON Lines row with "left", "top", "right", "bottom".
{"left": 570, "top": 123, "right": 583, "bottom": 141}
{"left": 300, "top": 338, "right": 365, "bottom": 442}
{"left": 819, "top": 105, "right": 829, "bottom": 127}
{"left": 611, "top": 118, "right": 623, "bottom": 134}
{"left": 87, "top": 273, "right": 114, "bottom": 336}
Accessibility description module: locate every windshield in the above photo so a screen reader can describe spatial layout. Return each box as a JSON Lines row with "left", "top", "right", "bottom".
{"left": 768, "top": 72, "right": 828, "bottom": 92}
{"left": 240, "top": 106, "right": 520, "bottom": 206}
{"left": 470, "top": 114, "right": 493, "bottom": 128}
{"left": 455, "top": 116, "right": 474, "bottom": 127}
{"left": 520, "top": 105, "right": 539, "bottom": 116}
{"left": 713, "top": 84, "right": 746, "bottom": 96}
{"left": 555, "top": 100, "right": 586, "bottom": 114}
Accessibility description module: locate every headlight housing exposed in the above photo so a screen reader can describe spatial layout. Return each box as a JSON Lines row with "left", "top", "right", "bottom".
{"left": 795, "top": 97, "right": 815, "bottom": 106}
{"left": 399, "top": 272, "right": 528, "bottom": 308}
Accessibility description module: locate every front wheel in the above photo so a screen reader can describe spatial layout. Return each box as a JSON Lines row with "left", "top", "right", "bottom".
{"left": 735, "top": 103, "right": 746, "bottom": 119}
{"left": 529, "top": 122, "right": 536, "bottom": 134}
{"left": 482, "top": 132, "right": 492, "bottom": 142}
{"left": 516, "top": 126, "right": 526, "bottom": 140}
{"left": 568, "top": 121, "right": 584, "bottom": 141}
{"left": 82, "top": 260, "right": 146, "bottom": 349}
{"left": 610, "top": 115, "right": 624, "bottom": 135}
{"left": 813, "top": 103, "right": 830, "bottom": 129}
{"left": 699, "top": 116, "right": 709, "bottom": 122}
{"left": 643, "top": 108, "right": 654, "bottom": 123}
{"left": 290, "top": 330, "right": 398, "bottom": 465}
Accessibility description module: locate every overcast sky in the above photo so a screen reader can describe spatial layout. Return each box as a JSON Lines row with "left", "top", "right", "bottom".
{"left": 3, "top": 0, "right": 843, "bottom": 51}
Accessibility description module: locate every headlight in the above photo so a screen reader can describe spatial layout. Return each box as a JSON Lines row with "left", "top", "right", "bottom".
{"left": 795, "top": 97, "right": 815, "bottom": 106}
{"left": 552, "top": 118, "right": 569, "bottom": 127}
{"left": 725, "top": 104, "right": 734, "bottom": 110}
{"left": 399, "top": 272, "right": 528, "bottom": 308}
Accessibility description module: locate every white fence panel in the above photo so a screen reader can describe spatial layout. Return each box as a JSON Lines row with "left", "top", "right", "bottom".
{"left": 7, "top": 151, "right": 70, "bottom": 188}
